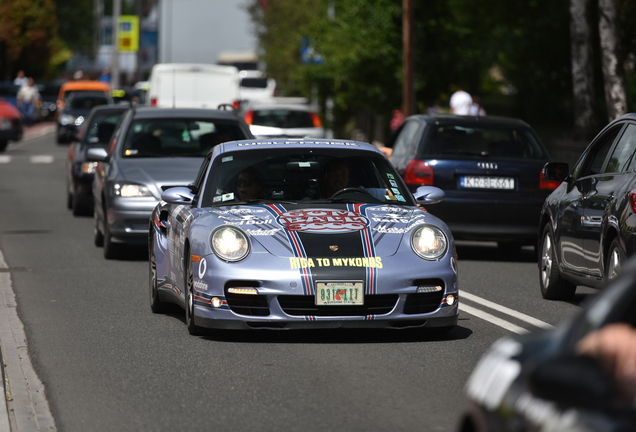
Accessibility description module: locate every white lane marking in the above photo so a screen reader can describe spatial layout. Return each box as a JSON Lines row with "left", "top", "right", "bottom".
{"left": 459, "top": 303, "right": 529, "bottom": 335}
{"left": 0, "top": 156, "right": 11, "bottom": 163}
{"left": 30, "top": 155, "right": 54, "bottom": 163}
{"left": 461, "top": 291, "right": 554, "bottom": 330}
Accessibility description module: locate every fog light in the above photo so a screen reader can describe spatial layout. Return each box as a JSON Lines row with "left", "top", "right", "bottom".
{"left": 416, "top": 285, "right": 442, "bottom": 293}
{"left": 227, "top": 287, "right": 258, "bottom": 295}
{"left": 211, "top": 297, "right": 223, "bottom": 308}
{"left": 446, "top": 294, "right": 456, "bottom": 306}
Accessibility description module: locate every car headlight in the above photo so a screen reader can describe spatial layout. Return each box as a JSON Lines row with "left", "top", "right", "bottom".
{"left": 113, "top": 183, "right": 153, "bottom": 197}
{"left": 74, "top": 116, "right": 85, "bottom": 126}
{"left": 411, "top": 225, "right": 447, "bottom": 260}
{"left": 59, "top": 114, "right": 75, "bottom": 125}
{"left": 210, "top": 227, "right": 250, "bottom": 262}
{"left": 81, "top": 162, "right": 97, "bottom": 174}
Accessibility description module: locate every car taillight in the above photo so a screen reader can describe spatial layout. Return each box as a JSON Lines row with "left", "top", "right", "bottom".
{"left": 311, "top": 112, "right": 322, "bottom": 128}
{"left": 232, "top": 100, "right": 241, "bottom": 110}
{"left": 150, "top": 97, "right": 157, "bottom": 106}
{"left": 539, "top": 171, "right": 561, "bottom": 190}
{"left": 243, "top": 110, "right": 254, "bottom": 125}
{"left": 629, "top": 189, "right": 636, "bottom": 213}
{"left": 404, "top": 160, "right": 434, "bottom": 186}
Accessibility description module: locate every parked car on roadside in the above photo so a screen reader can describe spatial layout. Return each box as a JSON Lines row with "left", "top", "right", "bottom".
{"left": 36, "top": 82, "right": 62, "bottom": 121}
{"left": 87, "top": 107, "right": 253, "bottom": 259}
{"left": 57, "top": 91, "right": 113, "bottom": 144}
{"left": 388, "top": 114, "right": 558, "bottom": 252}
{"left": 240, "top": 97, "right": 325, "bottom": 139}
{"left": 66, "top": 104, "right": 129, "bottom": 216}
{"left": 0, "top": 99, "right": 23, "bottom": 152}
{"left": 539, "top": 113, "right": 636, "bottom": 300}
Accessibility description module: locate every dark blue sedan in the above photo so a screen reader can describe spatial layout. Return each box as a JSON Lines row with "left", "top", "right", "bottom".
{"left": 389, "top": 114, "right": 559, "bottom": 252}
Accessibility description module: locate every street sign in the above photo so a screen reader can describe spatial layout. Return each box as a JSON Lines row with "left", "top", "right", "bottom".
{"left": 117, "top": 15, "right": 139, "bottom": 53}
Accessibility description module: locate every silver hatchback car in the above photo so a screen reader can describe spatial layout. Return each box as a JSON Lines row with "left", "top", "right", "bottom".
{"left": 87, "top": 107, "right": 253, "bottom": 259}
{"left": 240, "top": 98, "right": 325, "bottom": 139}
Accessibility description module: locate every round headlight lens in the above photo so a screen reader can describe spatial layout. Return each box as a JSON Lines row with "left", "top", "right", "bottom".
{"left": 210, "top": 227, "right": 249, "bottom": 262}
{"left": 411, "top": 225, "right": 447, "bottom": 260}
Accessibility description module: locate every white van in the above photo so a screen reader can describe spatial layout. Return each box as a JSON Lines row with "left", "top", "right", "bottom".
{"left": 146, "top": 63, "right": 240, "bottom": 109}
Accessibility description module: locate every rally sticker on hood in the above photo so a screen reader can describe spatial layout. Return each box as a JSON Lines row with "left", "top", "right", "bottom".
{"left": 276, "top": 209, "right": 369, "bottom": 233}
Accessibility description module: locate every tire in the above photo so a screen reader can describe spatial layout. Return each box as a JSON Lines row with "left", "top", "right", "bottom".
{"left": 185, "top": 251, "right": 203, "bottom": 336}
{"left": 605, "top": 238, "right": 625, "bottom": 285}
{"left": 539, "top": 225, "right": 577, "bottom": 300}
{"left": 71, "top": 192, "right": 90, "bottom": 216}
{"left": 93, "top": 211, "right": 104, "bottom": 247}
{"left": 149, "top": 235, "right": 168, "bottom": 313}
{"left": 0, "top": 140, "right": 8, "bottom": 152}
{"left": 66, "top": 189, "right": 73, "bottom": 210}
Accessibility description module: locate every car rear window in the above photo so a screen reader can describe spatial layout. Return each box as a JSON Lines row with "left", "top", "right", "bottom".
{"left": 423, "top": 125, "right": 548, "bottom": 160}
{"left": 251, "top": 109, "right": 315, "bottom": 129}
{"left": 240, "top": 78, "right": 268, "bottom": 89}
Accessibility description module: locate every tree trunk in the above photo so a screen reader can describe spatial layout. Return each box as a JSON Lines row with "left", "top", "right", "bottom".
{"left": 598, "top": 0, "right": 627, "bottom": 121}
{"left": 570, "top": 0, "right": 598, "bottom": 140}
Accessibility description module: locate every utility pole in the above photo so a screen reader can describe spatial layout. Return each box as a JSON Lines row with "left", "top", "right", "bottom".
{"left": 402, "top": 0, "right": 414, "bottom": 117}
{"left": 111, "top": 0, "right": 121, "bottom": 89}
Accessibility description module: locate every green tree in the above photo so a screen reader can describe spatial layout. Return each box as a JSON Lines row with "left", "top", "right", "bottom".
{"left": 0, "top": 0, "right": 61, "bottom": 80}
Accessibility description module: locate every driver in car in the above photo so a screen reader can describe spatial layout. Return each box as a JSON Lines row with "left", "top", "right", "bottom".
{"left": 320, "top": 159, "right": 351, "bottom": 198}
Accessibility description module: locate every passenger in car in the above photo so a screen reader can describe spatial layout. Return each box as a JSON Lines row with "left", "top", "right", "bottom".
{"left": 236, "top": 167, "right": 265, "bottom": 200}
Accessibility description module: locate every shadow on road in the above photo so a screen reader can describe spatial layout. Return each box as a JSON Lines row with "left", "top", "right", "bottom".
{"left": 456, "top": 241, "right": 537, "bottom": 263}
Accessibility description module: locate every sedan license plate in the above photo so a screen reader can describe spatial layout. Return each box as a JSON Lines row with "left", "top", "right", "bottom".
{"left": 316, "top": 281, "right": 364, "bottom": 305}
{"left": 460, "top": 176, "right": 515, "bottom": 190}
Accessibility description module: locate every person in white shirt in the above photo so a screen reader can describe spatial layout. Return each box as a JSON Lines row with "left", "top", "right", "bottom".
{"left": 450, "top": 88, "right": 473, "bottom": 115}
{"left": 13, "top": 70, "right": 28, "bottom": 87}
{"left": 17, "top": 77, "right": 40, "bottom": 126}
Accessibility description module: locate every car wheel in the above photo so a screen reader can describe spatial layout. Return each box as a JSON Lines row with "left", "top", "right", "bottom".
{"left": 71, "top": 193, "right": 86, "bottom": 216}
{"left": 185, "top": 252, "right": 203, "bottom": 336}
{"left": 149, "top": 235, "right": 167, "bottom": 313}
{"left": 102, "top": 215, "right": 122, "bottom": 259}
{"left": 605, "top": 238, "right": 625, "bottom": 284}
{"left": 93, "top": 211, "right": 104, "bottom": 247}
{"left": 539, "top": 225, "right": 576, "bottom": 300}
{"left": 0, "top": 140, "right": 8, "bottom": 152}
{"left": 66, "top": 188, "right": 73, "bottom": 210}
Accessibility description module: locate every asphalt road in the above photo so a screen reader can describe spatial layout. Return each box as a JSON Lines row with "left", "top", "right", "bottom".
{"left": 0, "top": 129, "right": 597, "bottom": 432}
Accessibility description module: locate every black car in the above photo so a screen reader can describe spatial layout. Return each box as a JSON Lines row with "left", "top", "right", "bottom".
{"left": 66, "top": 105, "right": 129, "bottom": 216}
{"left": 459, "top": 256, "right": 636, "bottom": 432}
{"left": 57, "top": 91, "right": 113, "bottom": 144}
{"left": 36, "top": 82, "right": 62, "bottom": 122}
{"left": 539, "top": 113, "right": 636, "bottom": 300}
{"left": 86, "top": 107, "right": 253, "bottom": 259}
{"left": 389, "top": 114, "right": 559, "bottom": 251}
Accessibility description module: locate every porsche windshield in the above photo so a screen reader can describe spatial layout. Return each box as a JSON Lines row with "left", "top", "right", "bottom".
{"left": 201, "top": 148, "right": 414, "bottom": 206}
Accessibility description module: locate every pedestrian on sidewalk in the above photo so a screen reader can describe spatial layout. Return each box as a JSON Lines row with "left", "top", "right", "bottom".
{"left": 17, "top": 77, "right": 40, "bottom": 127}
{"left": 13, "top": 70, "right": 28, "bottom": 87}
{"left": 450, "top": 86, "right": 473, "bottom": 115}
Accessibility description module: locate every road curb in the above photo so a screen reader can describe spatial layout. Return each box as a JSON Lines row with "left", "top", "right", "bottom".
{"left": 0, "top": 250, "right": 56, "bottom": 431}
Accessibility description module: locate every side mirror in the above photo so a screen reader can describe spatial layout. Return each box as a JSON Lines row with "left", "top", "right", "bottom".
{"left": 161, "top": 187, "right": 195, "bottom": 205}
{"left": 528, "top": 353, "right": 618, "bottom": 411}
{"left": 543, "top": 162, "right": 570, "bottom": 182}
{"left": 413, "top": 186, "right": 445, "bottom": 204}
{"left": 86, "top": 147, "right": 109, "bottom": 162}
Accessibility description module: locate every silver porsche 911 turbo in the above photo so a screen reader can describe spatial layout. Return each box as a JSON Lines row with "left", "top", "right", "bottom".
{"left": 149, "top": 138, "right": 459, "bottom": 335}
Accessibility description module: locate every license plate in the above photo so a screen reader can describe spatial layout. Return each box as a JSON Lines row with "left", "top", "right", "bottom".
{"left": 315, "top": 281, "right": 364, "bottom": 305}
{"left": 460, "top": 176, "right": 515, "bottom": 190}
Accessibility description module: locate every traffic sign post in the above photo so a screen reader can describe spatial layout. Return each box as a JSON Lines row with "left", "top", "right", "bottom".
{"left": 117, "top": 15, "right": 139, "bottom": 53}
